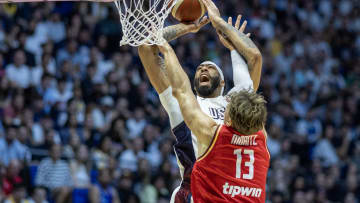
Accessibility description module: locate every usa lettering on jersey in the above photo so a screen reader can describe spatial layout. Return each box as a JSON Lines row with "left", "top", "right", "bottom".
{"left": 223, "top": 182, "right": 262, "bottom": 198}
{"left": 208, "top": 107, "right": 225, "bottom": 121}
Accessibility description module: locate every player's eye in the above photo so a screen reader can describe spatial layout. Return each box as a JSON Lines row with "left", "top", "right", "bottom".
{"left": 197, "top": 66, "right": 205, "bottom": 72}
{"left": 206, "top": 66, "right": 216, "bottom": 72}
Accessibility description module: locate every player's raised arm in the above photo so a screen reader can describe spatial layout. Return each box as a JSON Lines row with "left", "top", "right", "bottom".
{"left": 138, "top": 45, "right": 169, "bottom": 93}
{"left": 138, "top": 45, "right": 184, "bottom": 128}
{"left": 202, "top": 0, "right": 262, "bottom": 91}
{"left": 217, "top": 16, "right": 254, "bottom": 93}
{"left": 157, "top": 41, "right": 218, "bottom": 152}
{"left": 163, "top": 16, "right": 209, "bottom": 42}
{"left": 138, "top": 19, "right": 209, "bottom": 127}
{"left": 139, "top": 17, "right": 209, "bottom": 92}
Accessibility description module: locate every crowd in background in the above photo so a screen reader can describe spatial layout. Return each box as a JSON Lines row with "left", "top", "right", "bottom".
{"left": 0, "top": 0, "right": 359, "bottom": 202}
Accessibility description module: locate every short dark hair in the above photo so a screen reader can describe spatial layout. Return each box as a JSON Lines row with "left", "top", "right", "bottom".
{"left": 5, "top": 124, "right": 19, "bottom": 131}
{"left": 13, "top": 181, "right": 25, "bottom": 191}
{"left": 228, "top": 90, "right": 267, "bottom": 135}
{"left": 98, "top": 168, "right": 110, "bottom": 177}
{"left": 49, "top": 143, "right": 61, "bottom": 151}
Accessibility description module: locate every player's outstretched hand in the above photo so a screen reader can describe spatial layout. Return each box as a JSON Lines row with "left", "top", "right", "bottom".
{"left": 189, "top": 16, "right": 210, "bottom": 33}
{"left": 217, "top": 15, "right": 251, "bottom": 50}
{"left": 232, "top": 15, "right": 251, "bottom": 37}
{"left": 200, "top": 0, "right": 221, "bottom": 23}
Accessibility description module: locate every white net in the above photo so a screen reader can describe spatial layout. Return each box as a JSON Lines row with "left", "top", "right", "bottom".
{"left": 114, "top": 0, "right": 178, "bottom": 46}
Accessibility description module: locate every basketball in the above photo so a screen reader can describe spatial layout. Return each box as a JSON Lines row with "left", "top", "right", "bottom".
{"left": 171, "top": 0, "right": 206, "bottom": 24}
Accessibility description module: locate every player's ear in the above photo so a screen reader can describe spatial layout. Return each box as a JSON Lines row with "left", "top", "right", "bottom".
{"left": 225, "top": 118, "right": 232, "bottom": 127}
{"left": 220, "top": 80, "right": 225, "bottom": 87}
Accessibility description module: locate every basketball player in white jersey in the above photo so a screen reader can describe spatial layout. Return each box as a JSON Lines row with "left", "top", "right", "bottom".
{"left": 138, "top": 6, "right": 262, "bottom": 202}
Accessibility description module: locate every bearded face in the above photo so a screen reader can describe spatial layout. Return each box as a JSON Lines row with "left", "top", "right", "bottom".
{"left": 194, "top": 64, "right": 221, "bottom": 97}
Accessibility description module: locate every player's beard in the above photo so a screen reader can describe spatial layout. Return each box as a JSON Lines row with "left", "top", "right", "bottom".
{"left": 194, "top": 75, "right": 221, "bottom": 97}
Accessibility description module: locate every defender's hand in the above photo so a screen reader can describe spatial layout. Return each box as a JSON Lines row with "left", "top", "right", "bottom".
{"left": 200, "top": 0, "right": 221, "bottom": 23}
{"left": 217, "top": 15, "right": 251, "bottom": 50}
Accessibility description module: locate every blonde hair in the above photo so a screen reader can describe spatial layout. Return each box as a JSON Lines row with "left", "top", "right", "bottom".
{"left": 228, "top": 90, "right": 267, "bottom": 135}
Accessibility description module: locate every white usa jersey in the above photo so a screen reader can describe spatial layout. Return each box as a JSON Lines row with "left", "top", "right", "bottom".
{"left": 190, "top": 95, "right": 229, "bottom": 158}
{"left": 197, "top": 95, "right": 228, "bottom": 124}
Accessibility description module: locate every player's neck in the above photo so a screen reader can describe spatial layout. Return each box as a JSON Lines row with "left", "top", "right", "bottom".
{"left": 198, "top": 89, "right": 222, "bottom": 98}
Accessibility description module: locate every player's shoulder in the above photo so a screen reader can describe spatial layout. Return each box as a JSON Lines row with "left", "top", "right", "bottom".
{"left": 197, "top": 95, "right": 228, "bottom": 108}
{"left": 213, "top": 95, "right": 228, "bottom": 103}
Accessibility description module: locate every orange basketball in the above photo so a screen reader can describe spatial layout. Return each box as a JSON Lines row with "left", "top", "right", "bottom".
{"left": 171, "top": 0, "right": 206, "bottom": 24}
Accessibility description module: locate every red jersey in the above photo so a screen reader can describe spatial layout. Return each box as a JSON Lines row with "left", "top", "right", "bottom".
{"left": 191, "top": 125, "right": 270, "bottom": 203}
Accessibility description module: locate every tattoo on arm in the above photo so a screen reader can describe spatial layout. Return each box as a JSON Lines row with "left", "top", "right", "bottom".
{"left": 236, "top": 32, "right": 256, "bottom": 49}
{"left": 218, "top": 21, "right": 259, "bottom": 62}
{"left": 163, "top": 25, "right": 189, "bottom": 42}
{"left": 147, "top": 46, "right": 166, "bottom": 70}
{"left": 158, "top": 56, "right": 166, "bottom": 71}
{"left": 225, "top": 23, "right": 256, "bottom": 48}
{"left": 235, "top": 33, "right": 257, "bottom": 73}
{"left": 163, "top": 27, "right": 178, "bottom": 42}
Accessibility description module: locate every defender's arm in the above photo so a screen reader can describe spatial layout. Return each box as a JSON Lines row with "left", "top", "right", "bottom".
{"left": 138, "top": 45, "right": 169, "bottom": 93}
{"left": 202, "top": 0, "right": 262, "bottom": 91}
{"left": 217, "top": 16, "right": 253, "bottom": 93}
{"left": 217, "top": 17, "right": 262, "bottom": 91}
{"left": 158, "top": 41, "right": 218, "bottom": 150}
{"left": 138, "top": 19, "right": 209, "bottom": 127}
{"left": 139, "top": 16, "right": 209, "bottom": 92}
{"left": 216, "top": 18, "right": 262, "bottom": 91}
{"left": 218, "top": 16, "right": 255, "bottom": 93}
{"left": 139, "top": 17, "right": 209, "bottom": 92}
{"left": 138, "top": 45, "right": 183, "bottom": 128}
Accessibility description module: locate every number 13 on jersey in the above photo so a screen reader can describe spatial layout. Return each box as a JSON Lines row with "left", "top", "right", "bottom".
{"left": 234, "top": 149, "right": 254, "bottom": 179}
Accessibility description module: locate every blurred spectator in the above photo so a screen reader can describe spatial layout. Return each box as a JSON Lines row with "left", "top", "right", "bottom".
{"left": 28, "top": 187, "right": 48, "bottom": 203}
{"left": 296, "top": 109, "right": 323, "bottom": 143}
{"left": 117, "top": 171, "right": 137, "bottom": 203}
{"left": 3, "top": 182, "right": 29, "bottom": 203}
{"left": 91, "top": 96, "right": 115, "bottom": 131}
{"left": 43, "top": 78, "right": 73, "bottom": 106}
{"left": 5, "top": 50, "right": 30, "bottom": 89}
{"left": 69, "top": 144, "right": 91, "bottom": 188}
{"left": 313, "top": 124, "right": 339, "bottom": 167}
{"left": 91, "top": 47, "right": 114, "bottom": 83}
{"left": 35, "top": 144, "right": 73, "bottom": 203}
{"left": 118, "top": 137, "right": 146, "bottom": 172}
{"left": 56, "top": 39, "right": 83, "bottom": 68}
{"left": 2, "top": 160, "right": 23, "bottom": 196}
{"left": 0, "top": 125, "right": 31, "bottom": 166}
{"left": 46, "top": 13, "right": 66, "bottom": 43}
{"left": 136, "top": 158, "right": 157, "bottom": 203}
{"left": 126, "top": 108, "right": 146, "bottom": 138}
{"left": 92, "top": 136, "right": 112, "bottom": 170}
{"left": 63, "top": 133, "right": 81, "bottom": 159}
{"left": 89, "top": 168, "right": 120, "bottom": 203}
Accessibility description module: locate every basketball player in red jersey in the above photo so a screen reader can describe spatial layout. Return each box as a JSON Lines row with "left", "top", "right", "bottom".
{"left": 154, "top": 1, "right": 270, "bottom": 202}
{"left": 138, "top": 9, "right": 262, "bottom": 203}
{"left": 157, "top": 41, "right": 269, "bottom": 202}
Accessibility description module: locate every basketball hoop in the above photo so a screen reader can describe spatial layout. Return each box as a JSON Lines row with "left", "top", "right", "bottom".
{"left": 114, "top": 0, "right": 178, "bottom": 46}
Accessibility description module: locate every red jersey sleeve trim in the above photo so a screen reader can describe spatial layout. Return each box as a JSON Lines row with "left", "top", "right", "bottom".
{"left": 197, "top": 125, "right": 222, "bottom": 162}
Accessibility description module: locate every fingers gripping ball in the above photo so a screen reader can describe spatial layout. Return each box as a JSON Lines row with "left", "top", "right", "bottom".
{"left": 170, "top": 0, "right": 206, "bottom": 24}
